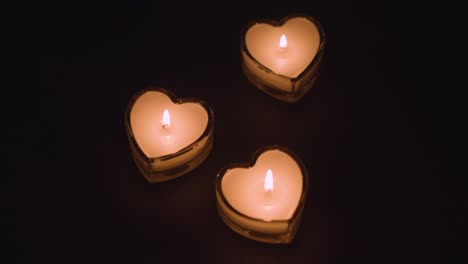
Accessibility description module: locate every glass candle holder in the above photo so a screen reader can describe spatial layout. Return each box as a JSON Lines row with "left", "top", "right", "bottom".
{"left": 216, "top": 145, "right": 308, "bottom": 243}
{"left": 125, "top": 87, "right": 214, "bottom": 183}
{"left": 241, "top": 14, "right": 326, "bottom": 103}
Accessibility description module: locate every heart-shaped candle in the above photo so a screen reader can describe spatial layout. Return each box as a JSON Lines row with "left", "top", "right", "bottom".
{"left": 125, "top": 87, "right": 214, "bottom": 183}
{"left": 241, "top": 14, "right": 326, "bottom": 103}
{"left": 216, "top": 145, "right": 308, "bottom": 243}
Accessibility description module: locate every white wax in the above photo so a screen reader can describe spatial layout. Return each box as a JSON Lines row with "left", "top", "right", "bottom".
{"left": 245, "top": 17, "right": 321, "bottom": 78}
{"left": 221, "top": 150, "right": 303, "bottom": 233}
{"left": 130, "top": 91, "right": 208, "bottom": 158}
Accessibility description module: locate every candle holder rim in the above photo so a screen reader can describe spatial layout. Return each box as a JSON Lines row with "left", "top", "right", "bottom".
{"left": 215, "top": 144, "right": 309, "bottom": 225}
{"left": 125, "top": 86, "right": 215, "bottom": 163}
{"left": 240, "top": 13, "right": 326, "bottom": 84}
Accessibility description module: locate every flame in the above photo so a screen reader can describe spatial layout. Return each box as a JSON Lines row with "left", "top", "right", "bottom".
{"left": 264, "top": 169, "right": 274, "bottom": 192}
{"left": 279, "top": 34, "right": 287, "bottom": 49}
{"left": 162, "top": 109, "right": 171, "bottom": 127}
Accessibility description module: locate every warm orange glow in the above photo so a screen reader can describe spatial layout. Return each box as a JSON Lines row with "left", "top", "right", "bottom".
{"left": 162, "top": 109, "right": 171, "bottom": 127}
{"left": 264, "top": 169, "right": 274, "bottom": 192}
{"left": 279, "top": 34, "right": 287, "bottom": 49}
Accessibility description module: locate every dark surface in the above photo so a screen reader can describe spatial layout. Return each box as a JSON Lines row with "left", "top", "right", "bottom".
{"left": 17, "top": 0, "right": 453, "bottom": 262}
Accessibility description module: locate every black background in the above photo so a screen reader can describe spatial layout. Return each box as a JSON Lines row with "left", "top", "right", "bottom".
{"left": 16, "top": 0, "right": 455, "bottom": 262}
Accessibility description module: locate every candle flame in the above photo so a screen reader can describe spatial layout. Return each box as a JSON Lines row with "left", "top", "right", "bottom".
{"left": 264, "top": 169, "right": 274, "bottom": 192}
{"left": 162, "top": 109, "right": 171, "bottom": 127}
{"left": 279, "top": 34, "right": 287, "bottom": 49}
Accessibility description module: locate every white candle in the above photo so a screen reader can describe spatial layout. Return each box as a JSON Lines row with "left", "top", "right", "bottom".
{"left": 126, "top": 88, "right": 214, "bottom": 182}
{"left": 241, "top": 15, "right": 325, "bottom": 102}
{"left": 246, "top": 18, "right": 320, "bottom": 79}
{"left": 216, "top": 146, "right": 308, "bottom": 243}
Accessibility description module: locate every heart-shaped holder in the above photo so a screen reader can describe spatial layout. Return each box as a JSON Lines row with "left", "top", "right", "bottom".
{"left": 241, "top": 14, "right": 326, "bottom": 103}
{"left": 216, "top": 145, "right": 308, "bottom": 243}
{"left": 125, "top": 87, "right": 214, "bottom": 183}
